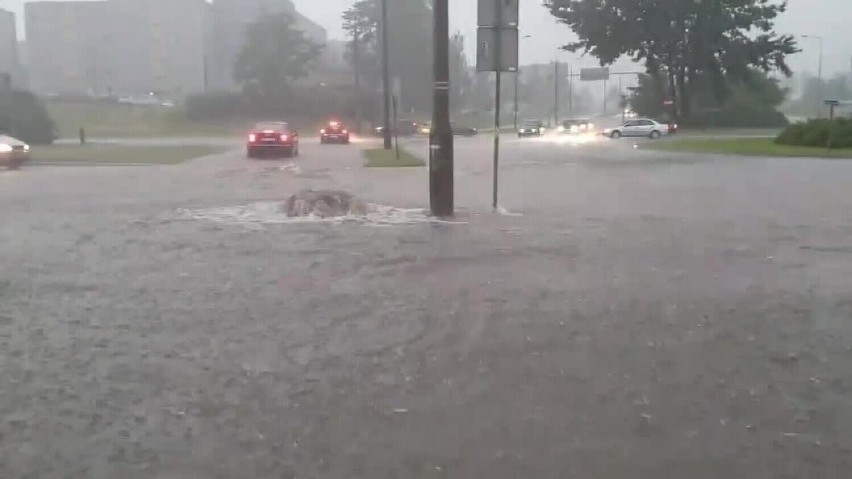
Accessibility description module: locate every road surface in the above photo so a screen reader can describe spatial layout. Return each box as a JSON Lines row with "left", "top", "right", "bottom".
{"left": 1, "top": 133, "right": 851, "bottom": 478}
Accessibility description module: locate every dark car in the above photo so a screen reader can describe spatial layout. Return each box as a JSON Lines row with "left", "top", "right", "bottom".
{"left": 451, "top": 122, "right": 478, "bottom": 137}
{"left": 373, "top": 119, "right": 420, "bottom": 138}
{"left": 247, "top": 121, "right": 299, "bottom": 158}
{"left": 320, "top": 121, "right": 350, "bottom": 144}
{"left": 559, "top": 118, "right": 596, "bottom": 135}
{"left": 518, "top": 120, "right": 545, "bottom": 137}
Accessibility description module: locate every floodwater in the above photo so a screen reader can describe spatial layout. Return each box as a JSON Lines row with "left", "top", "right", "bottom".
{"left": 2, "top": 137, "right": 851, "bottom": 478}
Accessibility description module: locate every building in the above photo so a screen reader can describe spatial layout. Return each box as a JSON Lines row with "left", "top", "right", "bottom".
{"left": 209, "top": 0, "right": 327, "bottom": 91}
{"left": 24, "top": 1, "right": 108, "bottom": 95}
{"left": 25, "top": 0, "right": 208, "bottom": 97}
{"left": 0, "top": 8, "right": 22, "bottom": 88}
{"left": 105, "top": 0, "right": 209, "bottom": 97}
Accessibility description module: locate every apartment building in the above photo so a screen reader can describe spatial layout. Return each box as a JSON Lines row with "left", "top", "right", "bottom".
{"left": 0, "top": 8, "right": 19, "bottom": 88}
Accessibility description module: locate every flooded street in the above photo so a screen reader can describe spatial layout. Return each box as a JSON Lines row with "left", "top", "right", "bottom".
{"left": 2, "top": 136, "right": 852, "bottom": 478}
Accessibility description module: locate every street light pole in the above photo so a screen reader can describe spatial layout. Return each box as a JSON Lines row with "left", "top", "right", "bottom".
{"left": 430, "top": 0, "right": 453, "bottom": 217}
{"left": 802, "top": 34, "right": 824, "bottom": 118}
{"left": 380, "top": 0, "right": 393, "bottom": 149}
{"left": 553, "top": 58, "right": 559, "bottom": 126}
{"left": 514, "top": 34, "right": 531, "bottom": 131}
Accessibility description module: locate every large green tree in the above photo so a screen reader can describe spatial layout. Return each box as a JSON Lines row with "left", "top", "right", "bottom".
{"left": 234, "top": 12, "right": 324, "bottom": 97}
{"left": 342, "top": 0, "right": 433, "bottom": 114}
{"left": 545, "top": 0, "right": 798, "bottom": 120}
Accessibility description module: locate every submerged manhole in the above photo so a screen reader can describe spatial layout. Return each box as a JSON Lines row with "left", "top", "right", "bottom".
{"left": 177, "top": 190, "right": 465, "bottom": 227}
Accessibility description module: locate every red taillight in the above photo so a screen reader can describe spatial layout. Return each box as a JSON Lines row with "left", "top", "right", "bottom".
{"left": 342, "top": 129, "right": 348, "bottom": 134}
{"left": 248, "top": 133, "right": 256, "bottom": 142}
{"left": 280, "top": 134, "right": 289, "bottom": 141}
{"left": 320, "top": 129, "right": 326, "bottom": 134}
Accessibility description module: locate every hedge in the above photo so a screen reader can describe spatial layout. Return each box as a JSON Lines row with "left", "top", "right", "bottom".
{"left": 775, "top": 118, "right": 852, "bottom": 149}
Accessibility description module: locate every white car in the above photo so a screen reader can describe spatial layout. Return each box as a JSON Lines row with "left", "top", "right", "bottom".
{"left": 0, "top": 134, "right": 30, "bottom": 170}
{"left": 604, "top": 118, "right": 670, "bottom": 139}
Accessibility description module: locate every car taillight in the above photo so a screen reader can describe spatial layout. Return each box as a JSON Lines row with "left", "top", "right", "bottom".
{"left": 280, "top": 134, "right": 289, "bottom": 141}
{"left": 320, "top": 129, "right": 326, "bottom": 134}
{"left": 342, "top": 130, "right": 348, "bottom": 134}
{"left": 248, "top": 133, "right": 256, "bottom": 142}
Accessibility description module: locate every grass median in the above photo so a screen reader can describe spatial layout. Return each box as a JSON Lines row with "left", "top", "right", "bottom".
{"left": 30, "top": 144, "right": 227, "bottom": 165}
{"left": 643, "top": 137, "right": 852, "bottom": 159}
{"left": 363, "top": 147, "right": 425, "bottom": 167}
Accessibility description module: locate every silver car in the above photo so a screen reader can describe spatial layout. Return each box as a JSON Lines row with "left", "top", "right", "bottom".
{"left": 0, "top": 135, "right": 31, "bottom": 169}
{"left": 605, "top": 118, "right": 670, "bottom": 139}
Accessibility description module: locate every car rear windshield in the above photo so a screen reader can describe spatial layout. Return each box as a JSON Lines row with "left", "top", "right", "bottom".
{"left": 522, "top": 121, "right": 542, "bottom": 127}
{"left": 255, "top": 122, "right": 288, "bottom": 131}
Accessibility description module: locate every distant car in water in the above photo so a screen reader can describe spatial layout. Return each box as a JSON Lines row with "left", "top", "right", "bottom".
{"left": 604, "top": 118, "right": 670, "bottom": 139}
{"left": 558, "top": 118, "right": 595, "bottom": 135}
{"left": 0, "top": 134, "right": 30, "bottom": 170}
{"left": 246, "top": 121, "right": 300, "bottom": 158}
{"left": 320, "top": 120, "right": 350, "bottom": 144}
{"left": 451, "top": 122, "right": 478, "bottom": 136}
{"left": 518, "top": 120, "right": 545, "bottom": 137}
{"left": 373, "top": 119, "right": 420, "bottom": 138}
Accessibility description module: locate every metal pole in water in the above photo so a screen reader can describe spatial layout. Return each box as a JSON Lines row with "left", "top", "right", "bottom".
{"left": 430, "top": 0, "right": 454, "bottom": 216}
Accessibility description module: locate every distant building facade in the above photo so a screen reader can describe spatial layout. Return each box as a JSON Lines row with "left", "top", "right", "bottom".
{"left": 0, "top": 8, "right": 23, "bottom": 88}
{"left": 209, "top": 0, "right": 327, "bottom": 91}
{"left": 25, "top": 1, "right": 108, "bottom": 95}
{"left": 23, "top": 0, "right": 326, "bottom": 97}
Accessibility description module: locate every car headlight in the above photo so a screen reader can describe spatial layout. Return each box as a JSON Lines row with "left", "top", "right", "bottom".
{"left": 588, "top": 123, "right": 594, "bottom": 130}
{"left": 557, "top": 125, "right": 565, "bottom": 133}
{"left": 0, "top": 144, "right": 12, "bottom": 153}
{"left": 24, "top": 144, "right": 30, "bottom": 151}
{"left": 570, "top": 125, "right": 579, "bottom": 133}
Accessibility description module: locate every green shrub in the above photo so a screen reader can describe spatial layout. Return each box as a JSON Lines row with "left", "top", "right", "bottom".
{"left": 776, "top": 119, "right": 852, "bottom": 149}
{"left": 0, "top": 89, "right": 57, "bottom": 144}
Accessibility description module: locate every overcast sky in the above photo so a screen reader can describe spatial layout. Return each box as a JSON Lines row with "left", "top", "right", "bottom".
{"left": 2, "top": 0, "right": 850, "bottom": 76}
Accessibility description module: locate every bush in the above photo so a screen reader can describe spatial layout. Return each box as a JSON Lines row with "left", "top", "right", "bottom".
{"left": 776, "top": 119, "right": 852, "bottom": 149}
{"left": 0, "top": 89, "right": 57, "bottom": 144}
{"left": 184, "top": 86, "right": 376, "bottom": 127}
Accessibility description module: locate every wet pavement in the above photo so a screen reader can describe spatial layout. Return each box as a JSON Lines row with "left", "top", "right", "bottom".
{"left": 2, "top": 134, "right": 852, "bottom": 478}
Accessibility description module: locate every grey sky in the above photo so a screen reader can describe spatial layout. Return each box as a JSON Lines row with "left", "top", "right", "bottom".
{"left": 2, "top": 0, "right": 850, "bottom": 76}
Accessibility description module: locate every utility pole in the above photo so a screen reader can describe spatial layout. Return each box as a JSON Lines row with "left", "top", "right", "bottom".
{"left": 380, "top": 0, "right": 393, "bottom": 149}
{"left": 553, "top": 59, "right": 559, "bottom": 126}
{"left": 430, "top": 0, "right": 453, "bottom": 217}
{"left": 353, "top": 25, "right": 363, "bottom": 134}
{"left": 568, "top": 65, "right": 573, "bottom": 116}
{"left": 513, "top": 71, "right": 519, "bottom": 130}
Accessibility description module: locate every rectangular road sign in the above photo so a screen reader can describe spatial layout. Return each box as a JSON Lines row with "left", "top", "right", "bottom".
{"left": 478, "top": 0, "right": 520, "bottom": 27}
{"left": 476, "top": 27, "right": 519, "bottom": 72}
{"left": 580, "top": 67, "right": 610, "bottom": 82}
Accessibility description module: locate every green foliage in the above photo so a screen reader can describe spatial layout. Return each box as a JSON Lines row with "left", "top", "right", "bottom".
{"left": 631, "top": 70, "right": 788, "bottom": 127}
{"left": 546, "top": 0, "right": 798, "bottom": 119}
{"left": 342, "top": 0, "right": 433, "bottom": 112}
{"left": 185, "top": 85, "right": 360, "bottom": 125}
{"left": 0, "top": 90, "right": 56, "bottom": 144}
{"left": 776, "top": 119, "right": 852, "bottom": 149}
{"left": 234, "top": 13, "right": 324, "bottom": 97}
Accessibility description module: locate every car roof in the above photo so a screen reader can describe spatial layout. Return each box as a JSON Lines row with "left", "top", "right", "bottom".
{"left": 522, "top": 119, "right": 543, "bottom": 124}
{"left": 0, "top": 134, "right": 25, "bottom": 145}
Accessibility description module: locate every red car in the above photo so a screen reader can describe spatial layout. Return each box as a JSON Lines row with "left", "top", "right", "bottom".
{"left": 320, "top": 121, "right": 350, "bottom": 144}
{"left": 247, "top": 121, "right": 300, "bottom": 158}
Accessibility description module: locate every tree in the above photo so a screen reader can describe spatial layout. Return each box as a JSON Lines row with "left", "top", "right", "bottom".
{"left": 0, "top": 90, "right": 56, "bottom": 145}
{"left": 449, "top": 32, "right": 472, "bottom": 111}
{"left": 234, "top": 12, "right": 324, "bottom": 98}
{"left": 341, "top": 0, "right": 433, "bottom": 114}
{"left": 545, "top": 0, "right": 798, "bottom": 120}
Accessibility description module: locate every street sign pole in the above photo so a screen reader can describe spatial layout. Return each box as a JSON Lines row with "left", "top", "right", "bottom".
{"left": 430, "top": 0, "right": 453, "bottom": 217}
{"left": 477, "top": 0, "right": 518, "bottom": 211}
{"left": 492, "top": 0, "right": 503, "bottom": 211}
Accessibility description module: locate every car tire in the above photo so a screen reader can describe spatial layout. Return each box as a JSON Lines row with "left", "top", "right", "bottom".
{"left": 610, "top": 131, "right": 622, "bottom": 139}
{"left": 247, "top": 148, "right": 255, "bottom": 158}
{"left": 649, "top": 130, "right": 661, "bottom": 139}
